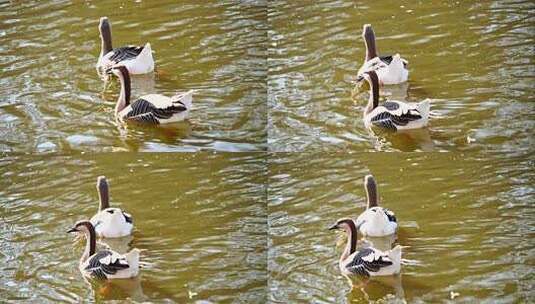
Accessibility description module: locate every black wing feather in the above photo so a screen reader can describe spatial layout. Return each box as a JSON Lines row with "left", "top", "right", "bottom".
{"left": 370, "top": 110, "right": 422, "bottom": 131}
{"left": 124, "top": 98, "right": 187, "bottom": 124}
{"left": 85, "top": 250, "right": 129, "bottom": 280}
{"left": 345, "top": 248, "right": 393, "bottom": 277}
{"left": 109, "top": 46, "right": 144, "bottom": 64}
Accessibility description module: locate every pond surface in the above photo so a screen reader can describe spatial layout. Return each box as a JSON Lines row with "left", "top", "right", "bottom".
{"left": 0, "top": 153, "right": 267, "bottom": 302}
{"left": 268, "top": 151, "right": 534, "bottom": 303}
{"left": 268, "top": 0, "right": 534, "bottom": 152}
{"left": 0, "top": 0, "right": 267, "bottom": 152}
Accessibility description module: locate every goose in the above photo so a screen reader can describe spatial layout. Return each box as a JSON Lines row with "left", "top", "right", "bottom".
{"left": 357, "top": 24, "right": 408, "bottom": 85}
{"left": 67, "top": 220, "right": 140, "bottom": 280}
{"left": 362, "top": 70, "right": 430, "bottom": 131}
{"left": 96, "top": 17, "right": 154, "bottom": 76}
{"left": 329, "top": 218, "right": 402, "bottom": 277}
{"left": 111, "top": 65, "right": 194, "bottom": 124}
{"left": 355, "top": 175, "right": 397, "bottom": 237}
{"left": 90, "top": 176, "right": 133, "bottom": 238}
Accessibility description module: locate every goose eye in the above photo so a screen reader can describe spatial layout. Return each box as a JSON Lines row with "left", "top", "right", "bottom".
{"left": 107, "top": 210, "right": 114, "bottom": 214}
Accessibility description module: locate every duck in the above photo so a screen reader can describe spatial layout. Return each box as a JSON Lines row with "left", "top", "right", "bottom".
{"left": 96, "top": 17, "right": 154, "bottom": 76}
{"left": 111, "top": 65, "right": 194, "bottom": 124}
{"left": 361, "top": 70, "right": 430, "bottom": 131}
{"left": 357, "top": 24, "right": 408, "bottom": 85}
{"left": 67, "top": 220, "right": 140, "bottom": 280}
{"left": 90, "top": 176, "right": 133, "bottom": 238}
{"left": 354, "top": 175, "right": 397, "bottom": 237}
{"left": 329, "top": 218, "right": 402, "bottom": 277}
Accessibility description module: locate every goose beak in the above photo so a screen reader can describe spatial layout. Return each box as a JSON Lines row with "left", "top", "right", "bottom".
{"left": 328, "top": 223, "right": 339, "bottom": 230}
{"left": 67, "top": 227, "right": 77, "bottom": 233}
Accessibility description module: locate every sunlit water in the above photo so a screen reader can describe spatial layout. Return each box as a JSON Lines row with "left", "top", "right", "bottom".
{"left": 268, "top": 0, "right": 534, "bottom": 152}
{"left": 268, "top": 152, "right": 534, "bottom": 303}
{"left": 0, "top": 0, "right": 267, "bottom": 152}
{"left": 0, "top": 153, "right": 267, "bottom": 302}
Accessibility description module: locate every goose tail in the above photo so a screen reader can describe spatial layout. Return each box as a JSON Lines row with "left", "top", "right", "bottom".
{"left": 388, "top": 245, "right": 403, "bottom": 272}
{"left": 172, "top": 90, "right": 195, "bottom": 109}
{"left": 125, "top": 248, "right": 141, "bottom": 276}
{"left": 417, "top": 99, "right": 431, "bottom": 121}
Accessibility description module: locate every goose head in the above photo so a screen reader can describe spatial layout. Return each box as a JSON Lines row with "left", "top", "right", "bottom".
{"left": 67, "top": 220, "right": 95, "bottom": 235}
{"left": 329, "top": 218, "right": 357, "bottom": 233}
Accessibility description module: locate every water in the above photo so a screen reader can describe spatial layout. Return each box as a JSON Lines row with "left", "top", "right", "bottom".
{"left": 0, "top": 0, "right": 267, "bottom": 152}
{"left": 0, "top": 153, "right": 267, "bottom": 302}
{"left": 268, "top": 0, "right": 534, "bottom": 152}
{"left": 268, "top": 152, "right": 534, "bottom": 303}
{"left": 1, "top": 0, "right": 534, "bottom": 303}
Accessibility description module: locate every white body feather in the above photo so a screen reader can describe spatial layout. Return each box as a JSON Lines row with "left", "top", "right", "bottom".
{"left": 364, "top": 99, "right": 430, "bottom": 130}
{"left": 355, "top": 207, "right": 398, "bottom": 237}
{"left": 96, "top": 42, "right": 154, "bottom": 75}
{"left": 80, "top": 249, "right": 140, "bottom": 279}
{"left": 341, "top": 245, "right": 402, "bottom": 276}
{"left": 358, "top": 54, "right": 408, "bottom": 85}
{"left": 117, "top": 90, "right": 194, "bottom": 124}
{"left": 90, "top": 207, "right": 133, "bottom": 238}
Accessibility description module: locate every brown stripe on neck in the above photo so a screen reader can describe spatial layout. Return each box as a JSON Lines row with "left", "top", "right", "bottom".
{"left": 97, "top": 176, "right": 110, "bottom": 211}
{"left": 82, "top": 221, "right": 97, "bottom": 256}
{"left": 118, "top": 66, "right": 131, "bottom": 106}
{"left": 367, "top": 71, "right": 380, "bottom": 110}
{"left": 346, "top": 219, "right": 358, "bottom": 254}
{"left": 363, "top": 25, "right": 378, "bottom": 61}
{"left": 99, "top": 18, "right": 113, "bottom": 54}
{"left": 365, "top": 175, "right": 378, "bottom": 208}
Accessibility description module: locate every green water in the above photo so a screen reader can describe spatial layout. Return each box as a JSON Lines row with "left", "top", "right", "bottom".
{"left": 0, "top": 0, "right": 533, "bottom": 303}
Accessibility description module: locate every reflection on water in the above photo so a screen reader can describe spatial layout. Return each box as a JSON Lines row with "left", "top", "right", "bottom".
{"left": 268, "top": 0, "right": 534, "bottom": 152}
{"left": 268, "top": 152, "right": 534, "bottom": 303}
{"left": 0, "top": 0, "right": 267, "bottom": 152}
{"left": 0, "top": 153, "right": 267, "bottom": 302}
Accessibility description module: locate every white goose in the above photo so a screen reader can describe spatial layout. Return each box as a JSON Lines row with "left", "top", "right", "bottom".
{"left": 355, "top": 175, "right": 397, "bottom": 237}
{"left": 96, "top": 17, "right": 154, "bottom": 76}
{"left": 90, "top": 176, "right": 133, "bottom": 238}
{"left": 357, "top": 24, "right": 408, "bottom": 85}
{"left": 111, "top": 65, "right": 194, "bottom": 124}
{"left": 68, "top": 220, "right": 140, "bottom": 280}
{"left": 362, "top": 70, "right": 430, "bottom": 131}
{"left": 330, "top": 218, "right": 402, "bottom": 277}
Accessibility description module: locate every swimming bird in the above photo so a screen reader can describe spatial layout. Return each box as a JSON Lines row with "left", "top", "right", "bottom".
{"left": 329, "top": 218, "right": 402, "bottom": 277}
{"left": 355, "top": 175, "right": 397, "bottom": 237}
{"left": 96, "top": 17, "right": 154, "bottom": 77}
{"left": 362, "top": 70, "right": 430, "bottom": 131}
{"left": 68, "top": 220, "right": 140, "bottom": 280}
{"left": 357, "top": 24, "right": 408, "bottom": 85}
{"left": 90, "top": 176, "right": 133, "bottom": 238}
{"left": 111, "top": 65, "right": 194, "bottom": 124}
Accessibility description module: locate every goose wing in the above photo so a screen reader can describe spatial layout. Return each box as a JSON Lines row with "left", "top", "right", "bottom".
{"left": 382, "top": 208, "right": 397, "bottom": 223}
{"left": 345, "top": 247, "right": 393, "bottom": 277}
{"left": 108, "top": 46, "right": 144, "bottom": 64}
{"left": 369, "top": 101, "right": 423, "bottom": 130}
{"left": 122, "top": 211, "right": 133, "bottom": 224}
{"left": 123, "top": 95, "right": 187, "bottom": 124}
{"left": 85, "top": 250, "right": 129, "bottom": 280}
{"left": 379, "top": 55, "right": 408, "bottom": 68}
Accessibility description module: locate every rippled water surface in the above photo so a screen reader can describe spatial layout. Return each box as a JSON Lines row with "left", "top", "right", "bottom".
{"left": 0, "top": 153, "right": 267, "bottom": 302}
{"left": 0, "top": 0, "right": 267, "bottom": 152}
{"left": 268, "top": 152, "right": 534, "bottom": 303}
{"left": 268, "top": 0, "right": 534, "bottom": 152}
